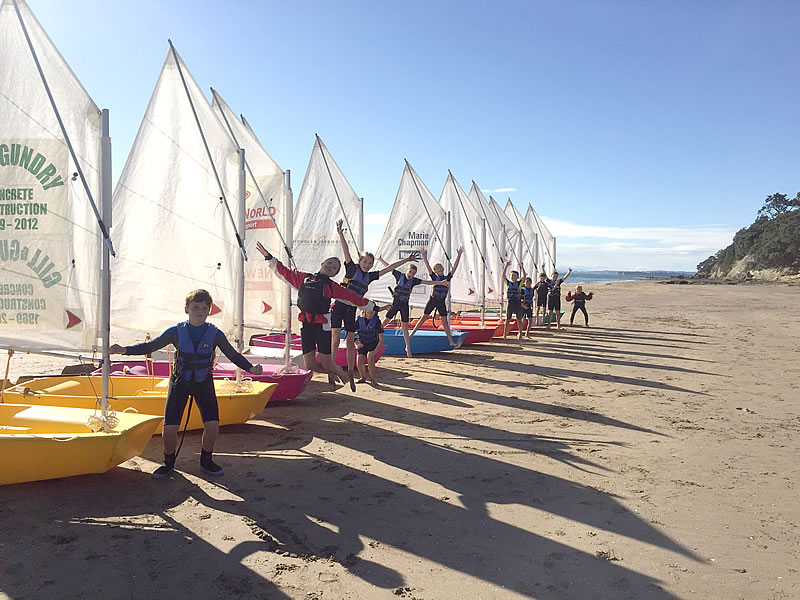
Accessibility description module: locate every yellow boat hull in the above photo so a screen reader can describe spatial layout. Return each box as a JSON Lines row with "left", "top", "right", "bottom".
{"left": 1, "top": 376, "right": 276, "bottom": 433}
{"left": 0, "top": 404, "right": 163, "bottom": 485}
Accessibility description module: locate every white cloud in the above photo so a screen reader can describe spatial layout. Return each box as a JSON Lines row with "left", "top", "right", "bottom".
{"left": 481, "top": 187, "right": 517, "bottom": 194}
{"left": 535, "top": 217, "right": 736, "bottom": 271}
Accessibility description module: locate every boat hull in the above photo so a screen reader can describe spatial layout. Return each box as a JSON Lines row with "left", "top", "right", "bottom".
{"left": 0, "top": 404, "right": 162, "bottom": 485}
{"left": 1, "top": 376, "right": 276, "bottom": 433}
{"left": 93, "top": 360, "right": 312, "bottom": 402}
{"left": 381, "top": 329, "right": 468, "bottom": 355}
{"left": 408, "top": 320, "right": 496, "bottom": 344}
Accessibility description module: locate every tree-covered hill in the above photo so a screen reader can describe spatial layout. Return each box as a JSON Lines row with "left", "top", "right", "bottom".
{"left": 696, "top": 193, "right": 800, "bottom": 279}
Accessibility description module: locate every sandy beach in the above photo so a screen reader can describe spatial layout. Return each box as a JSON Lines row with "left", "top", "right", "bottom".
{"left": 1, "top": 280, "right": 799, "bottom": 599}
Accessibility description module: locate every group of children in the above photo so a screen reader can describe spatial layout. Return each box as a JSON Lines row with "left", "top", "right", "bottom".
{"left": 502, "top": 263, "right": 594, "bottom": 340}
{"left": 109, "top": 227, "right": 594, "bottom": 479}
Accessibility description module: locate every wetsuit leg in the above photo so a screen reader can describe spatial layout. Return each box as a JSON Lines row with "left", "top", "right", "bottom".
{"left": 164, "top": 377, "right": 192, "bottom": 427}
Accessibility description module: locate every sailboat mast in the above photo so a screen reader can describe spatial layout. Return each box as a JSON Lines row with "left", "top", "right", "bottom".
{"left": 359, "top": 197, "right": 365, "bottom": 252}
{"left": 100, "top": 109, "right": 112, "bottom": 418}
{"left": 283, "top": 171, "right": 294, "bottom": 369}
{"left": 235, "top": 149, "right": 246, "bottom": 353}
{"left": 480, "top": 219, "right": 486, "bottom": 327}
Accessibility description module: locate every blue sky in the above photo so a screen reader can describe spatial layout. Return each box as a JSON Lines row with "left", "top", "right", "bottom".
{"left": 25, "top": 0, "right": 800, "bottom": 270}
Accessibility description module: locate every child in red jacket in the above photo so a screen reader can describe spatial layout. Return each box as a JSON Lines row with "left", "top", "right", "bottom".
{"left": 566, "top": 285, "right": 593, "bottom": 327}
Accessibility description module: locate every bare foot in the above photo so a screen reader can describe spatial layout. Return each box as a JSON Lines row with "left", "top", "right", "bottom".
{"left": 357, "top": 377, "right": 368, "bottom": 384}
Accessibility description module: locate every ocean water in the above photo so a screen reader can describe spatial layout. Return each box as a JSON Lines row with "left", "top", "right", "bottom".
{"left": 567, "top": 270, "right": 695, "bottom": 284}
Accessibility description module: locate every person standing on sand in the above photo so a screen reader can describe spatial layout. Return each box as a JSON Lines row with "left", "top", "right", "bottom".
{"left": 533, "top": 272, "right": 552, "bottom": 326}
{"left": 566, "top": 285, "right": 593, "bottom": 327}
{"left": 109, "top": 289, "right": 263, "bottom": 479}
{"left": 502, "top": 260, "right": 526, "bottom": 340}
{"left": 546, "top": 267, "right": 572, "bottom": 329}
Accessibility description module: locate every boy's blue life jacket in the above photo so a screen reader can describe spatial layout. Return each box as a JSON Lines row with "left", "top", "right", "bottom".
{"left": 344, "top": 267, "right": 371, "bottom": 297}
{"left": 522, "top": 286, "right": 535, "bottom": 305}
{"left": 175, "top": 321, "right": 217, "bottom": 383}
{"left": 357, "top": 315, "right": 380, "bottom": 346}
{"left": 393, "top": 273, "right": 415, "bottom": 302}
{"left": 506, "top": 279, "right": 521, "bottom": 302}
{"left": 298, "top": 273, "right": 333, "bottom": 316}
{"left": 431, "top": 273, "right": 450, "bottom": 299}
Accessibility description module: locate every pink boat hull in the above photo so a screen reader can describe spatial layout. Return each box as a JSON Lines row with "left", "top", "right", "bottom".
{"left": 96, "top": 360, "right": 312, "bottom": 402}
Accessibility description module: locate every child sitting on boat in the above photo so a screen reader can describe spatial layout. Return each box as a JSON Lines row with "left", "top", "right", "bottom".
{"left": 566, "top": 285, "right": 594, "bottom": 327}
{"left": 109, "top": 289, "right": 263, "bottom": 480}
{"left": 355, "top": 306, "right": 384, "bottom": 386}
{"left": 256, "top": 241, "right": 379, "bottom": 391}
{"left": 332, "top": 219, "right": 415, "bottom": 386}
{"left": 378, "top": 256, "right": 450, "bottom": 358}
{"left": 409, "top": 245, "right": 465, "bottom": 348}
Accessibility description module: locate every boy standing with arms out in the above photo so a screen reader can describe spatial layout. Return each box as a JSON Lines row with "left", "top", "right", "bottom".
{"left": 110, "top": 289, "right": 263, "bottom": 479}
{"left": 520, "top": 276, "right": 536, "bottom": 338}
{"left": 546, "top": 267, "right": 573, "bottom": 329}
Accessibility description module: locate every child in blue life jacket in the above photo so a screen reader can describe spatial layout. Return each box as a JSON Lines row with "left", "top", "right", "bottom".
{"left": 109, "top": 289, "right": 263, "bottom": 480}
{"left": 520, "top": 276, "right": 536, "bottom": 337}
{"left": 501, "top": 260, "right": 527, "bottom": 340}
{"left": 532, "top": 272, "right": 552, "bottom": 326}
{"left": 355, "top": 306, "right": 384, "bottom": 386}
{"left": 332, "top": 219, "right": 416, "bottom": 385}
{"left": 409, "top": 245, "right": 465, "bottom": 348}
{"left": 546, "top": 267, "right": 573, "bottom": 329}
{"left": 378, "top": 256, "right": 451, "bottom": 358}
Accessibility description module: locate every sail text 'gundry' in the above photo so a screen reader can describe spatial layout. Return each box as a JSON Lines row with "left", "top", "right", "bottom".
{"left": 0, "top": 143, "right": 65, "bottom": 191}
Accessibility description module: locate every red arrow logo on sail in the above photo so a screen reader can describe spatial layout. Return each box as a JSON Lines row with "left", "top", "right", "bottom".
{"left": 468, "top": 288, "right": 475, "bottom": 295}
{"left": 65, "top": 310, "right": 82, "bottom": 329}
{"left": 488, "top": 287, "right": 493, "bottom": 294}
{"left": 261, "top": 301, "right": 272, "bottom": 314}
{"left": 209, "top": 303, "right": 222, "bottom": 316}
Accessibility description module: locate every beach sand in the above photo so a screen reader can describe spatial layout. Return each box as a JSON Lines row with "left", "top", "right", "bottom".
{"left": 1, "top": 281, "right": 798, "bottom": 599}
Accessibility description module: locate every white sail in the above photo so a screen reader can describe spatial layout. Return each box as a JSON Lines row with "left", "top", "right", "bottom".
{"left": 373, "top": 161, "right": 448, "bottom": 308}
{"left": 489, "top": 196, "right": 522, "bottom": 269}
{"left": 111, "top": 48, "right": 242, "bottom": 337}
{"left": 505, "top": 199, "right": 540, "bottom": 275}
{"left": 293, "top": 135, "right": 362, "bottom": 273}
{"left": 211, "top": 90, "right": 288, "bottom": 336}
{"left": 438, "top": 172, "right": 483, "bottom": 305}
{"left": 0, "top": 0, "right": 102, "bottom": 353}
{"left": 466, "top": 183, "right": 505, "bottom": 302}
{"left": 525, "top": 204, "right": 556, "bottom": 274}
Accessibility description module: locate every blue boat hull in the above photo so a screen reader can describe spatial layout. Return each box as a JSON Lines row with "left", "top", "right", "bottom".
{"left": 382, "top": 329, "right": 468, "bottom": 355}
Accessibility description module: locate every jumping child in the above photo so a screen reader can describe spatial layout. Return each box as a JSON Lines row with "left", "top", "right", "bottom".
{"left": 256, "top": 241, "right": 379, "bottom": 391}
{"left": 546, "top": 267, "right": 573, "bottom": 329}
{"left": 331, "top": 219, "right": 415, "bottom": 385}
{"left": 502, "top": 260, "right": 526, "bottom": 340}
{"left": 409, "top": 245, "right": 465, "bottom": 347}
{"left": 355, "top": 306, "right": 384, "bottom": 386}
{"left": 379, "top": 257, "right": 450, "bottom": 358}
{"left": 566, "top": 285, "right": 594, "bottom": 327}
{"left": 109, "top": 289, "right": 264, "bottom": 479}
